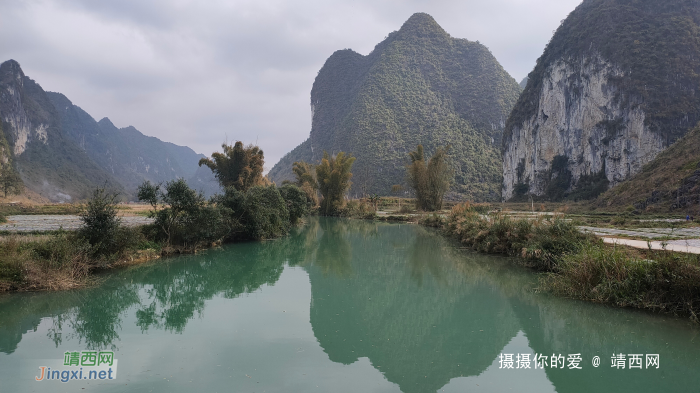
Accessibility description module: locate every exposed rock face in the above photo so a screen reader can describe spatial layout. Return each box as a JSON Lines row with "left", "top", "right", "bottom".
{"left": 0, "top": 61, "right": 49, "bottom": 156}
{"left": 0, "top": 60, "right": 123, "bottom": 201}
{"left": 503, "top": 55, "right": 665, "bottom": 200}
{"left": 502, "top": 0, "right": 700, "bottom": 201}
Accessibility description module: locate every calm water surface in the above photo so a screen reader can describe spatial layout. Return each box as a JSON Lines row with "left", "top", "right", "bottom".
{"left": 1, "top": 218, "right": 699, "bottom": 392}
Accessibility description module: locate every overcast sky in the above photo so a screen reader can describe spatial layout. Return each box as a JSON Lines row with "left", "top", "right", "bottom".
{"left": 0, "top": 0, "right": 582, "bottom": 170}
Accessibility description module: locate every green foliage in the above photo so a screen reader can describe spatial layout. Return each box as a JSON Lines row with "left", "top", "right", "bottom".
{"left": 544, "top": 155, "right": 573, "bottom": 202}
{"left": 78, "top": 188, "right": 122, "bottom": 257}
{"left": 199, "top": 141, "right": 265, "bottom": 191}
{"left": 269, "top": 14, "right": 520, "bottom": 201}
{"left": 407, "top": 145, "right": 454, "bottom": 211}
{"left": 506, "top": 0, "right": 700, "bottom": 145}
{"left": 568, "top": 166, "right": 609, "bottom": 201}
{"left": 0, "top": 121, "right": 22, "bottom": 198}
{"left": 292, "top": 161, "right": 318, "bottom": 206}
{"left": 279, "top": 184, "right": 310, "bottom": 225}
{"left": 0, "top": 62, "right": 125, "bottom": 201}
{"left": 544, "top": 243, "right": 700, "bottom": 318}
{"left": 317, "top": 151, "right": 356, "bottom": 215}
{"left": 138, "top": 179, "right": 228, "bottom": 247}
{"left": 599, "top": 122, "right": 700, "bottom": 211}
{"left": 445, "top": 203, "right": 589, "bottom": 271}
{"left": 0, "top": 164, "right": 22, "bottom": 198}
{"left": 216, "top": 185, "right": 290, "bottom": 240}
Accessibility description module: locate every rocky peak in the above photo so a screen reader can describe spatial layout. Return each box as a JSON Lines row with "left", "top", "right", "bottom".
{"left": 0, "top": 60, "right": 25, "bottom": 87}
{"left": 395, "top": 13, "right": 450, "bottom": 41}
{"left": 98, "top": 117, "right": 117, "bottom": 130}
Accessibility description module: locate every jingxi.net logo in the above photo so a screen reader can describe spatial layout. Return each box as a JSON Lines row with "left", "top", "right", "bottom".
{"left": 35, "top": 351, "right": 118, "bottom": 383}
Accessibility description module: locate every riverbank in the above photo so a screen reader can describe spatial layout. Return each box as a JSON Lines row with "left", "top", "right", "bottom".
{"left": 0, "top": 228, "right": 163, "bottom": 292}
{"left": 436, "top": 203, "right": 700, "bottom": 321}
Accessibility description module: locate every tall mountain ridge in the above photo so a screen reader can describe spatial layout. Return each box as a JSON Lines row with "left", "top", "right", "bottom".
{"left": 502, "top": 0, "right": 700, "bottom": 201}
{"left": 269, "top": 13, "right": 521, "bottom": 201}
{"left": 0, "top": 60, "right": 219, "bottom": 201}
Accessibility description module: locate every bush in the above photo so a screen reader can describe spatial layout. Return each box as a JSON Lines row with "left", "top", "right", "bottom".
{"left": 419, "top": 214, "right": 445, "bottom": 228}
{"left": 279, "top": 184, "right": 310, "bottom": 225}
{"left": 545, "top": 243, "right": 700, "bottom": 318}
{"left": 217, "top": 185, "right": 290, "bottom": 240}
{"left": 79, "top": 188, "right": 122, "bottom": 257}
{"left": 339, "top": 200, "right": 372, "bottom": 218}
{"left": 138, "top": 179, "right": 229, "bottom": 248}
{"left": 445, "top": 203, "right": 589, "bottom": 270}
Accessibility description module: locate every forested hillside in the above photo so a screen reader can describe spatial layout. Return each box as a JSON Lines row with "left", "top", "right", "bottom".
{"left": 270, "top": 13, "right": 521, "bottom": 201}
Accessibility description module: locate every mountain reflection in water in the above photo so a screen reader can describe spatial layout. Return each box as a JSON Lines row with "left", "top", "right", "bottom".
{"left": 0, "top": 217, "right": 698, "bottom": 393}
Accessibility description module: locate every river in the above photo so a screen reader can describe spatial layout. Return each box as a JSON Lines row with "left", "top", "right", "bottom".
{"left": 0, "top": 217, "right": 698, "bottom": 392}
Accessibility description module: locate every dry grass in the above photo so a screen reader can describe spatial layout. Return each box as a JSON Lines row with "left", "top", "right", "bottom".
{"left": 543, "top": 243, "right": 700, "bottom": 320}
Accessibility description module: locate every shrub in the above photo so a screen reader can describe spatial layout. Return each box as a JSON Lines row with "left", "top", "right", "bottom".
{"left": 399, "top": 204, "right": 414, "bottom": 214}
{"left": 279, "top": 184, "right": 310, "bottom": 225}
{"left": 217, "top": 185, "right": 290, "bottom": 240}
{"left": 544, "top": 244, "right": 700, "bottom": 318}
{"left": 79, "top": 188, "right": 122, "bottom": 257}
{"left": 138, "top": 179, "right": 229, "bottom": 248}
{"left": 445, "top": 203, "right": 589, "bottom": 270}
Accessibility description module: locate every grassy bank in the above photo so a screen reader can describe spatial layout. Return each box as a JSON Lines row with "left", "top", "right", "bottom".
{"left": 439, "top": 203, "right": 700, "bottom": 321}
{"left": 0, "top": 229, "right": 160, "bottom": 292}
{"left": 0, "top": 181, "right": 313, "bottom": 293}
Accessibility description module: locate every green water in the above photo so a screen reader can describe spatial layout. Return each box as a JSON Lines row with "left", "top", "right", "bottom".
{"left": 1, "top": 218, "right": 698, "bottom": 392}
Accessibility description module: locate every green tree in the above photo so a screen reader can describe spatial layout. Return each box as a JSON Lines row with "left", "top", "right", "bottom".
{"left": 292, "top": 161, "right": 318, "bottom": 206}
{"left": 138, "top": 179, "right": 227, "bottom": 247}
{"left": 407, "top": 145, "right": 453, "bottom": 211}
{"left": 199, "top": 141, "right": 265, "bottom": 191}
{"left": 0, "top": 165, "right": 23, "bottom": 198}
{"left": 79, "top": 187, "right": 121, "bottom": 256}
{"left": 279, "top": 184, "right": 310, "bottom": 225}
{"left": 215, "top": 185, "right": 290, "bottom": 240}
{"left": 316, "top": 151, "right": 356, "bottom": 215}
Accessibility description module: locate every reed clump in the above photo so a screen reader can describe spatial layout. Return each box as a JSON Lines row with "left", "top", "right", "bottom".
{"left": 544, "top": 244, "right": 700, "bottom": 320}
{"left": 445, "top": 203, "right": 589, "bottom": 270}
{"left": 442, "top": 202, "right": 700, "bottom": 320}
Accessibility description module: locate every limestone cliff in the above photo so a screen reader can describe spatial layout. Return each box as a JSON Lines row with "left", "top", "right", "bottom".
{"left": 502, "top": 0, "right": 700, "bottom": 201}
{"left": 0, "top": 60, "right": 123, "bottom": 201}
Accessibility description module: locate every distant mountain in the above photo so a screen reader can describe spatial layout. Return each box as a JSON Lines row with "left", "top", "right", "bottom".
{"left": 269, "top": 13, "right": 521, "bottom": 201}
{"left": 502, "top": 0, "right": 700, "bottom": 201}
{"left": 519, "top": 77, "right": 528, "bottom": 90}
{"left": 0, "top": 60, "right": 123, "bottom": 201}
{"left": 0, "top": 59, "right": 219, "bottom": 201}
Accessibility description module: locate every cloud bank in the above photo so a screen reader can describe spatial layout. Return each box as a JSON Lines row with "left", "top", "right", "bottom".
{"left": 0, "top": 0, "right": 582, "bottom": 169}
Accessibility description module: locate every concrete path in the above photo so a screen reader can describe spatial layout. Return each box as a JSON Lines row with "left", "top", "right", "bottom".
{"left": 0, "top": 215, "right": 153, "bottom": 232}
{"left": 578, "top": 226, "right": 700, "bottom": 239}
{"left": 602, "top": 237, "right": 700, "bottom": 254}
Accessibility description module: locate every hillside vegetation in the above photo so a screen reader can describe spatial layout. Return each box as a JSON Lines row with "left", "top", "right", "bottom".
{"left": 270, "top": 13, "right": 521, "bottom": 201}
{"left": 599, "top": 123, "right": 700, "bottom": 214}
